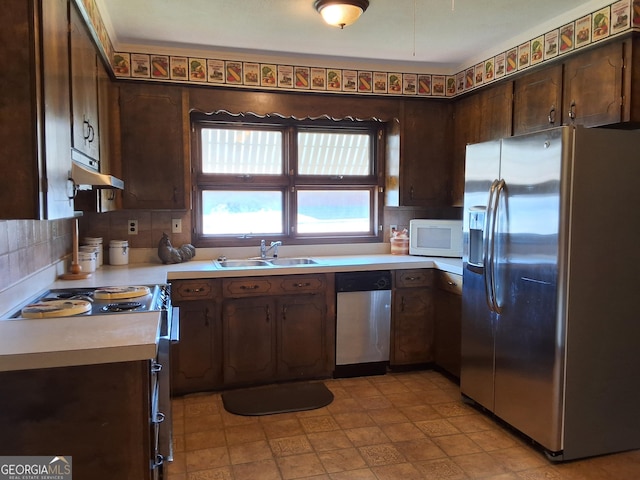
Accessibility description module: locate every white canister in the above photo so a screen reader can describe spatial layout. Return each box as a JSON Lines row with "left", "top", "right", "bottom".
{"left": 78, "top": 251, "right": 96, "bottom": 273}
{"left": 109, "top": 240, "right": 129, "bottom": 265}
{"left": 79, "top": 245, "right": 101, "bottom": 268}
{"left": 83, "top": 237, "right": 103, "bottom": 266}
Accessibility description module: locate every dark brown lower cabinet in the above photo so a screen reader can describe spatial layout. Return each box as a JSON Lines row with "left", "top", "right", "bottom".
{"left": 434, "top": 272, "right": 463, "bottom": 378}
{"left": 171, "top": 274, "right": 334, "bottom": 391}
{"left": 0, "top": 361, "right": 153, "bottom": 480}
{"left": 223, "top": 296, "right": 278, "bottom": 385}
{"left": 171, "top": 280, "right": 222, "bottom": 394}
{"left": 222, "top": 274, "right": 334, "bottom": 387}
{"left": 391, "top": 269, "right": 435, "bottom": 366}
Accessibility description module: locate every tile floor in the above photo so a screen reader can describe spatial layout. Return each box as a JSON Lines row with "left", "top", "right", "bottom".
{"left": 166, "top": 370, "right": 640, "bottom": 480}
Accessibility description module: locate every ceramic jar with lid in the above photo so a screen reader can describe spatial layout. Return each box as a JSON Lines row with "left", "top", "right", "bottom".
{"left": 109, "top": 240, "right": 129, "bottom": 265}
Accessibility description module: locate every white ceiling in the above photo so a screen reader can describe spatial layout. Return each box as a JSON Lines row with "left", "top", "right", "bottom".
{"left": 95, "top": 0, "right": 610, "bottom": 74}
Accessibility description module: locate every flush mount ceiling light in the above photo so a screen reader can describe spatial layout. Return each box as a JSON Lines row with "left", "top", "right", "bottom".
{"left": 314, "top": 0, "right": 369, "bottom": 29}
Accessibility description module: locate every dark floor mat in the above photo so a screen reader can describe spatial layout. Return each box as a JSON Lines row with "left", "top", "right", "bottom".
{"left": 221, "top": 382, "right": 334, "bottom": 416}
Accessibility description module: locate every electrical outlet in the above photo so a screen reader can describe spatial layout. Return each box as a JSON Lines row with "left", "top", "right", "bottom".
{"left": 128, "top": 220, "right": 138, "bottom": 235}
{"left": 172, "top": 218, "right": 182, "bottom": 234}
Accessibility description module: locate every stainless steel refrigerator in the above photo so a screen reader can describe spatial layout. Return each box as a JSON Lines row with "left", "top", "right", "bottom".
{"left": 461, "top": 125, "right": 640, "bottom": 461}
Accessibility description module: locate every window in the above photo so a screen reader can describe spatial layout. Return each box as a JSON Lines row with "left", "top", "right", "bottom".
{"left": 192, "top": 114, "right": 384, "bottom": 247}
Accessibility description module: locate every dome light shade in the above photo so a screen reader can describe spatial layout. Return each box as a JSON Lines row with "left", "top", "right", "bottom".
{"left": 314, "top": 0, "right": 369, "bottom": 29}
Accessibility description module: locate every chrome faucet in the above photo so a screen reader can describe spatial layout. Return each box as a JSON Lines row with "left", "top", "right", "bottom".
{"left": 260, "top": 240, "right": 282, "bottom": 259}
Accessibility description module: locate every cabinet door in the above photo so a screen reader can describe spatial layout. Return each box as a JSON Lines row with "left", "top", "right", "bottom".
{"left": 513, "top": 63, "right": 563, "bottom": 135}
{"left": 1, "top": 0, "right": 73, "bottom": 220}
{"left": 172, "top": 300, "right": 221, "bottom": 394}
{"left": 563, "top": 41, "right": 624, "bottom": 127}
{"left": 118, "top": 83, "right": 187, "bottom": 209}
{"left": 70, "top": 5, "right": 99, "bottom": 164}
{"left": 478, "top": 81, "right": 513, "bottom": 142}
{"left": 222, "top": 297, "right": 277, "bottom": 385}
{"left": 400, "top": 100, "right": 453, "bottom": 206}
{"left": 277, "top": 294, "right": 328, "bottom": 380}
{"left": 391, "top": 286, "right": 435, "bottom": 365}
{"left": 434, "top": 272, "right": 462, "bottom": 378}
{"left": 452, "top": 93, "right": 481, "bottom": 206}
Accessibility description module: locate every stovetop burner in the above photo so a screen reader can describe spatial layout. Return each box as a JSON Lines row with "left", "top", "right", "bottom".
{"left": 13, "top": 285, "right": 169, "bottom": 318}
{"left": 101, "top": 302, "right": 144, "bottom": 312}
{"left": 53, "top": 289, "right": 95, "bottom": 300}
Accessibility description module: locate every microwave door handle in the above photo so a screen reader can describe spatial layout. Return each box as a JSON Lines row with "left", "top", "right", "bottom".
{"left": 489, "top": 180, "right": 505, "bottom": 314}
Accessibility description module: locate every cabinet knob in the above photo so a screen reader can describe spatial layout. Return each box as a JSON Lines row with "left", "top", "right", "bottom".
{"left": 448, "top": 281, "right": 457, "bottom": 286}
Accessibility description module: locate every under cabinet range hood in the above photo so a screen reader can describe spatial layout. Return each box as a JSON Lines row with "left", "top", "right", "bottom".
{"left": 71, "top": 161, "right": 124, "bottom": 189}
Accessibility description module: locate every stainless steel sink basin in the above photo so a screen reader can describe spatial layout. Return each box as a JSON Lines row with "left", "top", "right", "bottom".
{"left": 214, "top": 257, "right": 318, "bottom": 268}
{"left": 216, "top": 259, "right": 272, "bottom": 268}
{"left": 269, "top": 257, "right": 318, "bottom": 266}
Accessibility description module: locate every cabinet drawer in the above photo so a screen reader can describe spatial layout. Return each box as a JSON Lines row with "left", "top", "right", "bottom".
{"left": 223, "top": 278, "right": 274, "bottom": 297}
{"left": 279, "top": 275, "right": 325, "bottom": 294}
{"left": 172, "top": 280, "right": 218, "bottom": 301}
{"left": 395, "top": 269, "right": 433, "bottom": 288}
{"left": 437, "top": 272, "right": 462, "bottom": 295}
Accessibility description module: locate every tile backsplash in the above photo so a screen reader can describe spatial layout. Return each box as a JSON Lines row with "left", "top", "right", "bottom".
{"left": 0, "top": 219, "right": 73, "bottom": 292}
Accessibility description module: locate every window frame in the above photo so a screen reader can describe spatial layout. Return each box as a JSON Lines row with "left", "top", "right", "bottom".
{"left": 191, "top": 113, "right": 385, "bottom": 247}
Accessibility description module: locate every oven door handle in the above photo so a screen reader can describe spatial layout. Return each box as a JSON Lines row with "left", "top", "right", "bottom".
{"left": 170, "top": 306, "right": 180, "bottom": 343}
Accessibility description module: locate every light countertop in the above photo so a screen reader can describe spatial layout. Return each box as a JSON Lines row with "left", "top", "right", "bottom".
{"left": 0, "top": 254, "right": 461, "bottom": 372}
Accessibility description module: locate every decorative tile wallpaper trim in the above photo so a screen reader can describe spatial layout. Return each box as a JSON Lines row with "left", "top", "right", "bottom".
{"left": 82, "top": 0, "right": 636, "bottom": 98}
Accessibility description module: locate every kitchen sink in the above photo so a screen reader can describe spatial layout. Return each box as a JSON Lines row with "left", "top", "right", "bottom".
{"left": 216, "top": 259, "right": 272, "bottom": 268}
{"left": 269, "top": 257, "right": 318, "bottom": 266}
{"left": 214, "top": 257, "right": 318, "bottom": 268}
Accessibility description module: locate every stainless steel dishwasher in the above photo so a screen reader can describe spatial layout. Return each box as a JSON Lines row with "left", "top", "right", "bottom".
{"left": 334, "top": 270, "right": 392, "bottom": 378}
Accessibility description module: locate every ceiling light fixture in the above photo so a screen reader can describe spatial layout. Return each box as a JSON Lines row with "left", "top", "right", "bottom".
{"left": 314, "top": 0, "right": 369, "bottom": 29}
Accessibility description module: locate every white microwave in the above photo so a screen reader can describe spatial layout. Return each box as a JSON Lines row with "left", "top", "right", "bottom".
{"left": 409, "top": 219, "right": 463, "bottom": 258}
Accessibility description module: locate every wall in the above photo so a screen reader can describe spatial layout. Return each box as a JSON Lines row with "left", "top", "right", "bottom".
{"left": 79, "top": 210, "right": 191, "bottom": 253}
{"left": 0, "top": 219, "right": 73, "bottom": 292}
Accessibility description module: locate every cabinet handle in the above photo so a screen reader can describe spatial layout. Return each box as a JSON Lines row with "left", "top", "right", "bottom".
{"left": 405, "top": 276, "right": 421, "bottom": 281}
{"left": 548, "top": 105, "right": 556, "bottom": 124}
{"left": 401, "top": 296, "right": 406, "bottom": 312}
{"left": 568, "top": 100, "right": 576, "bottom": 121}
{"left": 410, "top": 186, "right": 414, "bottom": 200}
{"left": 150, "top": 361, "right": 162, "bottom": 373}
{"left": 447, "top": 281, "right": 458, "bottom": 286}
{"left": 67, "top": 176, "right": 78, "bottom": 200}
{"left": 186, "top": 287, "right": 204, "bottom": 293}
{"left": 293, "top": 282, "right": 311, "bottom": 288}
{"left": 152, "top": 412, "right": 165, "bottom": 425}
{"left": 265, "top": 305, "right": 271, "bottom": 323}
{"left": 83, "top": 119, "right": 91, "bottom": 140}
{"left": 87, "top": 124, "right": 95, "bottom": 143}
{"left": 152, "top": 454, "right": 164, "bottom": 468}
{"left": 240, "top": 285, "right": 260, "bottom": 290}
{"left": 282, "top": 305, "right": 287, "bottom": 321}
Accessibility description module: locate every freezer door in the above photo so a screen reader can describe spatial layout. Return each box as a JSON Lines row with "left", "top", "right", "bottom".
{"left": 493, "top": 127, "right": 570, "bottom": 453}
{"left": 460, "top": 140, "right": 501, "bottom": 411}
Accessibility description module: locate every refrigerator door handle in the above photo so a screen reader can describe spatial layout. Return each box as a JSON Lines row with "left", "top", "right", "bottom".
{"left": 489, "top": 179, "right": 505, "bottom": 314}
{"left": 484, "top": 179, "right": 500, "bottom": 312}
